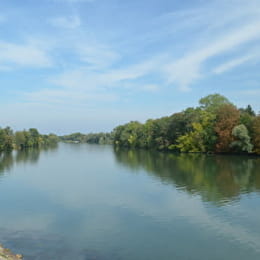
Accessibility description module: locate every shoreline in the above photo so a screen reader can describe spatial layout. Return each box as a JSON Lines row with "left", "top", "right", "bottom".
{"left": 0, "top": 245, "right": 22, "bottom": 260}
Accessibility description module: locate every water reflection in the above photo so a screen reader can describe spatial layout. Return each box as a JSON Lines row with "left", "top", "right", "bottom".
{"left": 0, "top": 144, "right": 260, "bottom": 259}
{"left": 113, "top": 148, "right": 260, "bottom": 205}
{"left": 0, "top": 144, "right": 58, "bottom": 175}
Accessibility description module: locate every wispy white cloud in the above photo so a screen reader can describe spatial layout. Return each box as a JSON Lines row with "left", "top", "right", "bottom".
{"left": 49, "top": 15, "right": 81, "bottom": 29}
{"left": 13, "top": 0, "right": 260, "bottom": 95}
{"left": 163, "top": 17, "right": 260, "bottom": 91}
{"left": 1, "top": 0, "right": 260, "bottom": 132}
{"left": 0, "top": 40, "right": 52, "bottom": 68}
{"left": 213, "top": 55, "right": 253, "bottom": 74}
{"left": 77, "top": 43, "right": 120, "bottom": 69}
{"left": 24, "top": 88, "right": 117, "bottom": 104}
{"left": 50, "top": 55, "right": 162, "bottom": 90}
{"left": 212, "top": 46, "right": 260, "bottom": 74}
{"left": 134, "top": 0, "right": 259, "bottom": 91}
{"left": 22, "top": 55, "right": 162, "bottom": 109}
{"left": 100, "top": 57, "right": 161, "bottom": 83}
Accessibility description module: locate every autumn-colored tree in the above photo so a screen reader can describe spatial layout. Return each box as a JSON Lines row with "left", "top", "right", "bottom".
{"left": 111, "top": 94, "right": 256, "bottom": 155}
{"left": 214, "top": 104, "right": 240, "bottom": 153}
{"left": 252, "top": 115, "right": 260, "bottom": 154}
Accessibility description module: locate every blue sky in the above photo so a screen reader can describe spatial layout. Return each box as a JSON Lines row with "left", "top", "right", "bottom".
{"left": 0, "top": 0, "right": 260, "bottom": 134}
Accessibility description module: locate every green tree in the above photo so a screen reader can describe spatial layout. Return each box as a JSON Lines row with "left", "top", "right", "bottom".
{"left": 113, "top": 121, "right": 143, "bottom": 147}
{"left": 231, "top": 124, "right": 253, "bottom": 153}
{"left": 29, "top": 128, "right": 40, "bottom": 147}
{"left": 199, "top": 94, "right": 231, "bottom": 113}
{"left": 239, "top": 105, "right": 256, "bottom": 136}
{"left": 111, "top": 94, "right": 256, "bottom": 155}
{"left": 15, "top": 131, "right": 26, "bottom": 149}
{"left": 244, "top": 105, "right": 255, "bottom": 116}
{"left": 0, "top": 127, "right": 14, "bottom": 151}
{"left": 0, "top": 129, "right": 6, "bottom": 151}
{"left": 174, "top": 110, "right": 216, "bottom": 152}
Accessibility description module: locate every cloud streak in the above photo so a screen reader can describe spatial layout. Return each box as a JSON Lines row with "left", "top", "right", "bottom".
{"left": 213, "top": 55, "right": 253, "bottom": 74}
{"left": 0, "top": 40, "right": 52, "bottom": 68}
{"left": 76, "top": 43, "right": 120, "bottom": 69}
{"left": 2, "top": 0, "right": 260, "bottom": 131}
{"left": 163, "top": 15, "right": 260, "bottom": 91}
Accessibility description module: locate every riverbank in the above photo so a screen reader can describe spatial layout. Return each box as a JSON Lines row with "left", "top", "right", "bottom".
{"left": 0, "top": 245, "right": 22, "bottom": 260}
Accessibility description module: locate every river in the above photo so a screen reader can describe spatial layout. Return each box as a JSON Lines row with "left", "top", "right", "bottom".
{"left": 0, "top": 143, "right": 260, "bottom": 259}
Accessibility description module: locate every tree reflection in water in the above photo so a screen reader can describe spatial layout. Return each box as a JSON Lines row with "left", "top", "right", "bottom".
{"left": 0, "top": 144, "right": 58, "bottom": 175}
{"left": 113, "top": 147, "right": 260, "bottom": 205}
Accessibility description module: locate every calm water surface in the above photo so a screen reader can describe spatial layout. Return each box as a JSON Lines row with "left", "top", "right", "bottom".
{"left": 0, "top": 143, "right": 260, "bottom": 260}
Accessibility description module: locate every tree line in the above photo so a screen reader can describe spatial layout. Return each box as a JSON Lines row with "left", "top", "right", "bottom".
{"left": 60, "top": 132, "right": 113, "bottom": 144}
{"left": 0, "top": 127, "right": 59, "bottom": 151}
{"left": 112, "top": 94, "right": 260, "bottom": 154}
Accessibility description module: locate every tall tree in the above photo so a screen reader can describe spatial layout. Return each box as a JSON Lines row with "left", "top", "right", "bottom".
{"left": 239, "top": 105, "right": 255, "bottom": 136}
{"left": 214, "top": 104, "right": 240, "bottom": 152}
{"left": 199, "top": 94, "right": 232, "bottom": 113}
{"left": 231, "top": 124, "right": 253, "bottom": 153}
{"left": 252, "top": 115, "right": 260, "bottom": 154}
{"left": 15, "top": 131, "right": 26, "bottom": 149}
{"left": 174, "top": 110, "right": 216, "bottom": 152}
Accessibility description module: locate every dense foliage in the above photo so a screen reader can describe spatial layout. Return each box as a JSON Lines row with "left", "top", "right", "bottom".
{"left": 112, "top": 94, "right": 260, "bottom": 154}
{"left": 0, "top": 127, "right": 59, "bottom": 151}
{"left": 60, "top": 132, "right": 112, "bottom": 144}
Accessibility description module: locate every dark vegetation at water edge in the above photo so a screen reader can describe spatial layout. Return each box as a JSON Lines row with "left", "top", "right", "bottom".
{"left": 112, "top": 94, "right": 260, "bottom": 155}
{"left": 60, "top": 132, "right": 113, "bottom": 144}
{"left": 0, "top": 127, "right": 58, "bottom": 151}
